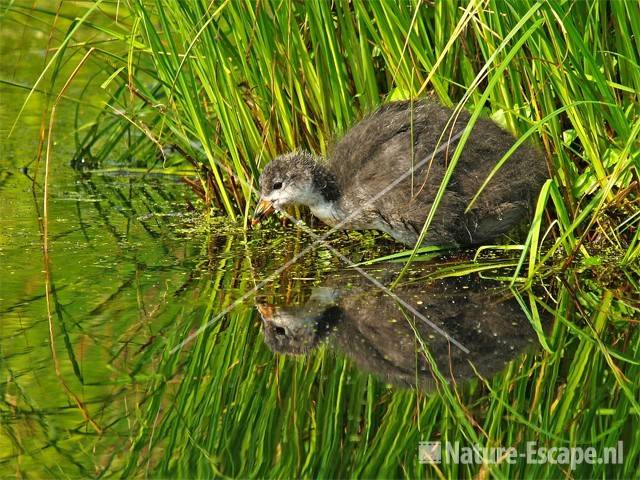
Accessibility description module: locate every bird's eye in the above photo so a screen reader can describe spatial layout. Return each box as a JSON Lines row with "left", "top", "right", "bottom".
{"left": 272, "top": 181, "right": 283, "bottom": 190}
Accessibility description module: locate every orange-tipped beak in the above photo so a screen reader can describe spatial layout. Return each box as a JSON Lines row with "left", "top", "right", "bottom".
{"left": 256, "top": 302, "right": 274, "bottom": 320}
{"left": 251, "top": 199, "right": 275, "bottom": 226}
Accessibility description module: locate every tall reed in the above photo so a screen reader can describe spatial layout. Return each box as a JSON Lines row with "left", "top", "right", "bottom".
{"left": 14, "top": 0, "right": 637, "bottom": 269}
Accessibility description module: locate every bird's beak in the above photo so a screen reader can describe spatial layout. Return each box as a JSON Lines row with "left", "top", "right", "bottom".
{"left": 252, "top": 198, "right": 275, "bottom": 226}
{"left": 256, "top": 302, "right": 274, "bottom": 320}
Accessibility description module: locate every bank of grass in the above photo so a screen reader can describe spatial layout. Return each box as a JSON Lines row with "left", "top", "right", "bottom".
{"left": 10, "top": 0, "right": 640, "bottom": 267}
{"left": 3, "top": 0, "right": 639, "bottom": 477}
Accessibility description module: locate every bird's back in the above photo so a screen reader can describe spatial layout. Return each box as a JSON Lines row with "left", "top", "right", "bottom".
{"left": 328, "top": 100, "right": 546, "bottom": 246}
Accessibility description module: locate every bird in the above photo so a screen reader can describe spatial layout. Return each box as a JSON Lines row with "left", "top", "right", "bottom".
{"left": 253, "top": 99, "right": 547, "bottom": 247}
{"left": 256, "top": 263, "right": 537, "bottom": 390}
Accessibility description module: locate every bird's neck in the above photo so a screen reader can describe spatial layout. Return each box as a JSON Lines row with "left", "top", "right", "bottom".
{"left": 311, "top": 162, "right": 341, "bottom": 204}
{"left": 305, "top": 163, "right": 344, "bottom": 224}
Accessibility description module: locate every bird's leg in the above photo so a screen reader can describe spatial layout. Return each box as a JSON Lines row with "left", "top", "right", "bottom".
{"left": 278, "top": 206, "right": 295, "bottom": 227}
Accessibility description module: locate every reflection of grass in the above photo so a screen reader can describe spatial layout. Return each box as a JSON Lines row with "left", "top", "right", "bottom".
{"left": 1, "top": 0, "right": 639, "bottom": 477}
{"left": 113, "top": 256, "right": 639, "bottom": 479}
{"left": 8, "top": 225, "right": 638, "bottom": 478}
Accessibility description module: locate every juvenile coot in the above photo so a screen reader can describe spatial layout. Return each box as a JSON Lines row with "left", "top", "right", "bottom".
{"left": 253, "top": 100, "right": 547, "bottom": 247}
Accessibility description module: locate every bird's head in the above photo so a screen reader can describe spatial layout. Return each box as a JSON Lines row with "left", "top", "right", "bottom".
{"left": 252, "top": 151, "right": 337, "bottom": 224}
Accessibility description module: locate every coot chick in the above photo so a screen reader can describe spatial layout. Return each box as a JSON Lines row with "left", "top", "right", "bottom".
{"left": 253, "top": 100, "right": 546, "bottom": 247}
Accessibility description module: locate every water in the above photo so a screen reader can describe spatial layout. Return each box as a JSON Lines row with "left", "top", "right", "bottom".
{"left": 1, "top": 9, "right": 637, "bottom": 479}
{"left": 0, "top": 58, "right": 535, "bottom": 478}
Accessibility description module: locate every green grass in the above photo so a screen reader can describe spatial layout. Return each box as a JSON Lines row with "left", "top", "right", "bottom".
{"left": 9, "top": 0, "right": 639, "bottom": 264}
{"left": 1, "top": 0, "right": 639, "bottom": 478}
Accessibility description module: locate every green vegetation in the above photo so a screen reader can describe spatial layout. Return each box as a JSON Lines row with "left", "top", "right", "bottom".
{"left": 9, "top": 0, "right": 639, "bottom": 275}
{"left": 1, "top": 0, "right": 639, "bottom": 478}
{"left": 9, "top": 0, "right": 640, "bottom": 262}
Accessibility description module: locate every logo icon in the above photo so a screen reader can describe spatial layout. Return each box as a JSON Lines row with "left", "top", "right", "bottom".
{"left": 419, "top": 441, "right": 442, "bottom": 464}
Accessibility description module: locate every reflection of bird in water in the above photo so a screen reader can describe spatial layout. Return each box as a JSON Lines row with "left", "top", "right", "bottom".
{"left": 253, "top": 100, "right": 547, "bottom": 247}
{"left": 257, "top": 265, "right": 538, "bottom": 390}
